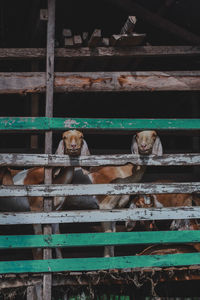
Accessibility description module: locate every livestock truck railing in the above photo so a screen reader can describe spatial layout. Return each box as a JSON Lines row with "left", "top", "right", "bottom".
{"left": 0, "top": 117, "right": 199, "bottom": 274}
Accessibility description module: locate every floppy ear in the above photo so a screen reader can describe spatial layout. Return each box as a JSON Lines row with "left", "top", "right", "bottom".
{"left": 53, "top": 140, "right": 65, "bottom": 178}
{"left": 152, "top": 136, "right": 163, "bottom": 156}
{"left": 81, "top": 140, "right": 90, "bottom": 156}
{"left": 131, "top": 135, "right": 139, "bottom": 154}
{"left": 2, "top": 169, "right": 13, "bottom": 185}
{"left": 55, "top": 140, "right": 64, "bottom": 155}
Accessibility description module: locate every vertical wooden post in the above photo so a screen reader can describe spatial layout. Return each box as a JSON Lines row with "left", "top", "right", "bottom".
{"left": 43, "top": 0, "right": 55, "bottom": 299}
{"left": 30, "top": 62, "right": 39, "bottom": 150}
{"left": 192, "top": 95, "right": 200, "bottom": 178}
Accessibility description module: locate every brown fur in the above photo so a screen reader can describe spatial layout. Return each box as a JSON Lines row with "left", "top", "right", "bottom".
{"left": 134, "top": 193, "right": 192, "bottom": 208}
{"left": 135, "top": 130, "right": 157, "bottom": 155}
{"left": 0, "top": 167, "right": 13, "bottom": 185}
{"left": 62, "top": 130, "right": 84, "bottom": 156}
{"left": 7, "top": 130, "right": 87, "bottom": 213}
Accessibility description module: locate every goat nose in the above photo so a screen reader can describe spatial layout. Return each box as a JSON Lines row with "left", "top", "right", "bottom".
{"left": 71, "top": 143, "right": 77, "bottom": 149}
{"left": 141, "top": 143, "right": 147, "bottom": 149}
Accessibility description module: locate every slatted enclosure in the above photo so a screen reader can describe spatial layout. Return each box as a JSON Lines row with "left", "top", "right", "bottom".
{"left": 1, "top": 0, "right": 200, "bottom": 299}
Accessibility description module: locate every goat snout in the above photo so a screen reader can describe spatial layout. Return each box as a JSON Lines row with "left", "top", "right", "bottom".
{"left": 71, "top": 143, "right": 77, "bottom": 149}
{"left": 140, "top": 143, "right": 147, "bottom": 151}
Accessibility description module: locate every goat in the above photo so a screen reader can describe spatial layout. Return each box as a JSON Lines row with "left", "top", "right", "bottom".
{"left": 126, "top": 190, "right": 193, "bottom": 232}
{"left": 126, "top": 191, "right": 200, "bottom": 253}
{"left": 83, "top": 130, "right": 163, "bottom": 256}
{"left": 0, "top": 130, "right": 90, "bottom": 258}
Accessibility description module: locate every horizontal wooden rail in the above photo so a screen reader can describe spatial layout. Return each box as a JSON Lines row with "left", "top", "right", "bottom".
{"left": 0, "top": 117, "right": 200, "bottom": 131}
{"left": 0, "top": 231, "right": 200, "bottom": 249}
{"left": 0, "top": 207, "right": 200, "bottom": 225}
{"left": 1, "top": 153, "right": 200, "bottom": 167}
{"left": 0, "top": 182, "right": 200, "bottom": 197}
{"left": 1, "top": 253, "right": 200, "bottom": 274}
{"left": 0, "top": 46, "right": 200, "bottom": 60}
{"left": 1, "top": 71, "right": 200, "bottom": 94}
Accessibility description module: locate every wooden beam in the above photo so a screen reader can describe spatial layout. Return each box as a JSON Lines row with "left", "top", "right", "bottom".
{"left": 1, "top": 252, "right": 200, "bottom": 274}
{"left": 0, "top": 182, "right": 199, "bottom": 197}
{"left": 0, "top": 117, "right": 200, "bottom": 131}
{"left": 1, "top": 231, "right": 200, "bottom": 249}
{"left": 108, "top": 0, "right": 200, "bottom": 45}
{"left": 0, "top": 153, "right": 200, "bottom": 167}
{"left": 30, "top": 62, "right": 39, "bottom": 150}
{"left": 1, "top": 267, "right": 200, "bottom": 288}
{"left": 0, "top": 206, "right": 200, "bottom": 225}
{"left": 44, "top": 0, "right": 55, "bottom": 298}
{"left": 0, "top": 46, "right": 200, "bottom": 60}
{"left": 109, "top": 33, "right": 145, "bottom": 47}
{"left": 1, "top": 71, "right": 200, "bottom": 93}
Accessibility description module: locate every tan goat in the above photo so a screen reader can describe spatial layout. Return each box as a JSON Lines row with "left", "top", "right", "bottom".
{"left": 0, "top": 130, "right": 90, "bottom": 258}
{"left": 86, "top": 130, "right": 163, "bottom": 256}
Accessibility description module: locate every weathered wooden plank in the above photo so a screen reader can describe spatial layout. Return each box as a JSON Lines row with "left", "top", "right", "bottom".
{"left": 110, "top": 34, "right": 145, "bottom": 47}
{"left": 1, "top": 231, "right": 200, "bottom": 249}
{"left": 0, "top": 207, "right": 200, "bottom": 225}
{"left": 1, "top": 46, "right": 200, "bottom": 60}
{"left": 0, "top": 117, "right": 200, "bottom": 131}
{"left": 44, "top": 0, "right": 55, "bottom": 297}
{"left": 2, "top": 71, "right": 200, "bottom": 93}
{"left": 1, "top": 253, "right": 200, "bottom": 274}
{"left": 1, "top": 153, "right": 200, "bottom": 167}
{"left": 0, "top": 182, "right": 200, "bottom": 197}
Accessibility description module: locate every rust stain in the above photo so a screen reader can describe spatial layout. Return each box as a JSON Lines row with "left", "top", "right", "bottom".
{"left": 55, "top": 75, "right": 112, "bottom": 89}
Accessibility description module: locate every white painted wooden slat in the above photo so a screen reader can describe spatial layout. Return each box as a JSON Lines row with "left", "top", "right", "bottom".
{"left": 0, "top": 153, "right": 200, "bottom": 167}
{"left": 0, "top": 207, "right": 199, "bottom": 225}
{"left": 0, "top": 182, "right": 200, "bottom": 197}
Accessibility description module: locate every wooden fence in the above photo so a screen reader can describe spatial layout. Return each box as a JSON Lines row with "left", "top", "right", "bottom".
{"left": 0, "top": 119, "right": 200, "bottom": 274}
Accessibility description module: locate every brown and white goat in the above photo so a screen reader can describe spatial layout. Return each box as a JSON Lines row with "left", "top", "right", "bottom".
{"left": 126, "top": 190, "right": 193, "bottom": 232}
{"left": 85, "top": 130, "right": 163, "bottom": 256}
{"left": 126, "top": 190, "right": 200, "bottom": 252}
{"left": 0, "top": 130, "right": 90, "bottom": 258}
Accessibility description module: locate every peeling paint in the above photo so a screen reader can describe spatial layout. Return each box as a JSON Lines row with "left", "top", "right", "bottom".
{"left": 64, "top": 119, "right": 79, "bottom": 128}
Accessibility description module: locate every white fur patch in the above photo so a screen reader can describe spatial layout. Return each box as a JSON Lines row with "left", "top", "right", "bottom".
{"left": 13, "top": 170, "right": 28, "bottom": 185}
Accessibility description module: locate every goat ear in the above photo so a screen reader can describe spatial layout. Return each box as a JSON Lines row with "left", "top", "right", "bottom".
{"left": 54, "top": 140, "right": 65, "bottom": 178}
{"left": 81, "top": 140, "right": 90, "bottom": 156}
{"left": 152, "top": 136, "right": 163, "bottom": 156}
{"left": 55, "top": 140, "right": 64, "bottom": 155}
{"left": 131, "top": 135, "right": 139, "bottom": 154}
{"left": 2, "top": 170, "right": 13, "bottom": 185}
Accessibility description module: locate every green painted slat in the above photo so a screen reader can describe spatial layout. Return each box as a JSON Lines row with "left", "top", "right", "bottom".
{"left": 0, "top": 231, "right": 200, "bottom": 249}
{"left": 0, "top": 117, "right": 200, "bottom": 130}
{"left": 1, "top": 253, "right": 200, "bottom": 274}
{"left": 0, "top": 117, "right": 49, "bottom": 130}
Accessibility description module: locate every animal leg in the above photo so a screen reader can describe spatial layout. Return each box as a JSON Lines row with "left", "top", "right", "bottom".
{"left": 118, "top": 195, "right": 130, "bottom": 208}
